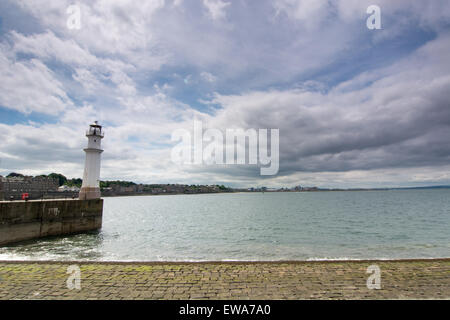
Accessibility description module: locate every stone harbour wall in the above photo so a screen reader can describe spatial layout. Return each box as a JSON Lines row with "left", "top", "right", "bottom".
{"left": 0, "top": 199, "right": 103, "bottom": 246}
{"left": 0, "top": 260, "right": 449, "bottom": 299}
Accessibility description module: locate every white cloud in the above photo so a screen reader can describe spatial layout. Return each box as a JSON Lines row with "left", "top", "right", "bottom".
{"left": 200, "top": 71, "right": 217, "bottom": 83}
{"left": 274, "top": 0, "right": 330, "bottom": 29}
{"left": 203, "top": 0, "right": 230, "bottom": 20}
{"left": 0, "top": 49, "right": 72, "bottom": 115}
{"left": 183, "top": 74, "right": 192, "bottom": 85}
{"left": 72, "top": 68, "right": 105, "bottom": 93}
{"left": 10, "top": 30, "right": 138, "bottom": 96}
{"left": 16, "top": 0, "right": 166, "bottom": 57}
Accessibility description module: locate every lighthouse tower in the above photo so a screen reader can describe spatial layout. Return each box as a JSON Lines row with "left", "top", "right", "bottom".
{"left": 79, "top": 121, "right": 104, "bottom": 200}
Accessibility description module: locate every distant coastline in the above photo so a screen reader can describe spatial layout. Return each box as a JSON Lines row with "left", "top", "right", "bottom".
{"left": 2, "top": 172, "right": 449, "bottom": 200}
{"left": 100, "top": 185, "right": 450, "bottom": 198}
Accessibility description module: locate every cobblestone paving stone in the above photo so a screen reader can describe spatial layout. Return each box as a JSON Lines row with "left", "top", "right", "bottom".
{"left": 0, "top": 260, "right": 448, "bottom": 300}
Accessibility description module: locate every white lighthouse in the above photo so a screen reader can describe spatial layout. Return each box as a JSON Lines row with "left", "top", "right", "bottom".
{"left": 79, "top": 121, "right": 104, "bottom": 200}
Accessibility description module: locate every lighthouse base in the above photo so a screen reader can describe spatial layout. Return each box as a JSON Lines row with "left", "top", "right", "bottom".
{"left": 79, "top": 187, "right": 101, "bottom": 200}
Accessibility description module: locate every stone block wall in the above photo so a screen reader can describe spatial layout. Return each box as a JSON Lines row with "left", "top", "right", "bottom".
{"left": 0, "top": 199, "right": 103, "bottom": 246}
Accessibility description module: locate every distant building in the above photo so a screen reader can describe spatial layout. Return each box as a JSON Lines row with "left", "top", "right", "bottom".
{"left": 151, "top": 188, "right": 164, "bottom": 194}
{"left": 0, "top": 177, "right": 4, "bottom": 200}
{"left": 58, "top": 185, "right": 80, "bottom": 192}
{"left": 0, "top": 175, "right": 59, "bottom": 200}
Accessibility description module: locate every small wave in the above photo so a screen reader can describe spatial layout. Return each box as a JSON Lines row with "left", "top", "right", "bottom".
{"left": 306, "top": 256, "right": 391, "bottom": 261}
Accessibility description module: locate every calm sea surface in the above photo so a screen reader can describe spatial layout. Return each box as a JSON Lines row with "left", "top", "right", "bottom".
{"left": 1, "top": 190, "right": 449, "bottom": 261}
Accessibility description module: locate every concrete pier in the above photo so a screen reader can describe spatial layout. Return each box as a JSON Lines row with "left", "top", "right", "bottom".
{"left": 0, "top": 199, "right": 103, "bottom": 246}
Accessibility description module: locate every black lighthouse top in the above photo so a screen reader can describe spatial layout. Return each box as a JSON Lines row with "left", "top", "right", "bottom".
{"left": 86, "top": 121, "right": 104, "bottom": 137}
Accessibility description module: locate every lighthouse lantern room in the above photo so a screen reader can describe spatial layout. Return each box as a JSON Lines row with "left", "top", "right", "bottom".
{"left": 79, "top": 121, "right": 104, "bottom": 200}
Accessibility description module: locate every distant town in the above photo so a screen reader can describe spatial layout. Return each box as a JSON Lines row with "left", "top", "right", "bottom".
{"left": 0, "top": 172, "right": 234, "bottom": 200}
{"left": 1, "top": 172, "right": 449, "bottom": 201}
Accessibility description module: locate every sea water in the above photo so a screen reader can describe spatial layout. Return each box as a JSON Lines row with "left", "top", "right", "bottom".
{"left": 1, "top": 189, "right": 449, "bottom": 261}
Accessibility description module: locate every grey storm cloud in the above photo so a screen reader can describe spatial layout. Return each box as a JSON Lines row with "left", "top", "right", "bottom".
{"left": 204, "top": 32, "right": 450, "bottom": 178}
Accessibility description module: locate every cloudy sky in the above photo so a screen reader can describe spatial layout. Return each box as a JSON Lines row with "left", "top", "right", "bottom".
{"left": 1, "top": 0, "right": 450, "bottom": 188}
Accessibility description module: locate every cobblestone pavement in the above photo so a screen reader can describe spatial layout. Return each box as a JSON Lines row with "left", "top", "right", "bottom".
{"left": 0, "top": 260, "right": 449, "bottom": 300}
